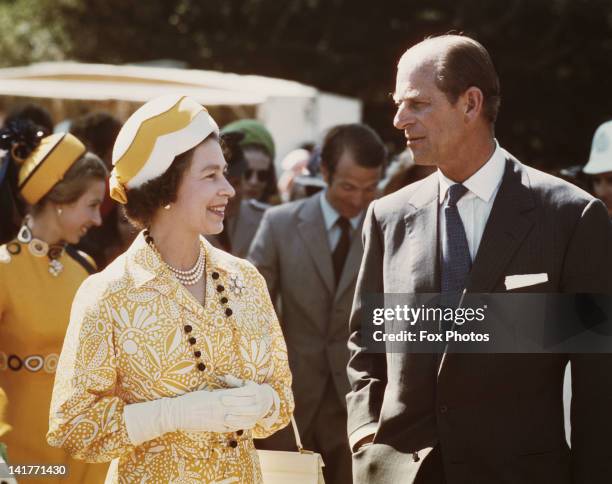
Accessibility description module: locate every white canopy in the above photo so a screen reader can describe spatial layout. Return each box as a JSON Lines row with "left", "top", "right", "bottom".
{"left": 0, "top": 62, "right": 362, "bottom": 162}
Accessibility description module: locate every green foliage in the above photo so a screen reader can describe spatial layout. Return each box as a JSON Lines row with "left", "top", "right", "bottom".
{"left": 0, "top": 0, "right": 71, "bottom": 65}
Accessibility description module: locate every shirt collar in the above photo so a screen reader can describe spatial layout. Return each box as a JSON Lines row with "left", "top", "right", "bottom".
{"left": 319, "top": 190, "right": 362, "bottom": 231}
{"left": 438, "top": 140, "right": 506, "bottom": 204}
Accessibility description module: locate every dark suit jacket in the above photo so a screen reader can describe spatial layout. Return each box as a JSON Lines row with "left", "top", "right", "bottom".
{"left": 249, "top": 192, "right": 364, "bottom": 434}
{"left": 347, "top": 154, "right": 612, "bottom": 484}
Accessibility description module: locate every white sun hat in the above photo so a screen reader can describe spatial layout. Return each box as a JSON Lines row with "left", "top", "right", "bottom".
{"left": 584, "top": 120, "right": 612, "bottom": 175}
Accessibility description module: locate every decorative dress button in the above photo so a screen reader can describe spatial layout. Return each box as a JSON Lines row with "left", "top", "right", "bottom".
{"left": 194, "top": 350, "right": 202, "bottom": 358}
{"left": 216, "top": 285, "right": 225, "bottom": 292}
{"left": 225, "top": 308, "right": 233, "bottom": 317}
{"left": 212, "top": 272, "right": 219, "bottom": 279}
{"left": 236, "top": 429, "right": 244, "bottom": 436}
{"left": 221, "top": 297, "right": 228, "bottom": 304}
{"left": 197, "top": 362, "right": 206, "bottom": 371}
{"left": 184, "top": 325, "right": 192, "bottom": 333}
{"left": 188, "top": 337, "right": 197, "bottom": 345}
{"left": 229, "top": 440, "right": 238, "bottom": 448}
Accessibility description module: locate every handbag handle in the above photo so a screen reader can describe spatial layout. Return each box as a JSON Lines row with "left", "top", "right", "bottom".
{"left": 290, "top": 415, "right": 304, "bottom": 452}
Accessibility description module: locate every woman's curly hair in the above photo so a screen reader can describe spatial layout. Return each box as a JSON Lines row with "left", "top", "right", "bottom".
{"left": 123, "top": 149, "right": 192, "bottom": 230}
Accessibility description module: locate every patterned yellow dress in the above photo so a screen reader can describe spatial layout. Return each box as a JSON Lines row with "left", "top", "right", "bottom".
{"left": 0, "top": 240, "right": 108, "bottom": 483}
{"left": 47, "top": 232, "right": 294, "bottom": 483}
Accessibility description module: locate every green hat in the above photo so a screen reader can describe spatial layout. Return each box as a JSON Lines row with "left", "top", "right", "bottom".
{"left": 221, "top": 119, "right": 275, "bottom": 160}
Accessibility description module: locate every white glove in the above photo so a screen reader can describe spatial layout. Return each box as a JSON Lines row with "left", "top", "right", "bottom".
{"left": 124, "top": 385, "right": 258, "bottom": 446}
{"left": 0, "top": 452, "right": 18, "bottom": 484}
{"left": 222, "top": 375, "right": 280, "bottom": 430}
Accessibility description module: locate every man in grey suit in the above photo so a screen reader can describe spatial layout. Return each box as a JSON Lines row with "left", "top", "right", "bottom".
{"left": 249, "top": 123, "right": 386, "bottom": 483}
{"left": 347, "top": 34, "right": 612, "bottom": 483}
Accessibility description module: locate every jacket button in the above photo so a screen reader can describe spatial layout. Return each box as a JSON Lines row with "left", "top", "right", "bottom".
{"left": 229, "top": 440, "right": 238, "bottom": 448}
{"left": 212, "top": 272, "right": 219, "bottom": 279}
{"left": 439, "top": 405, "right": 448, "bottom": 414}
{"left": 194, "top": 350, "right": 201, "bottom": 358}
{"left": 217, "top": 285, "right": 225, "bottom": 292}
{"left": 197, "top": 362, "right": 206, "bottom": 371}
{"left": 236, "top": 429, "right": 244, "bottom": 436}
{"left": 188, "top": 337, "right": 197, "bottom": 345}
{"left": 221, "top": 297, "right": 228, "bottom": 304}
{"left": 225, "top": 308, "right": 233, "bottom": 317}
{"left": 184, "top": 325, "right": 192, "bottom": 333}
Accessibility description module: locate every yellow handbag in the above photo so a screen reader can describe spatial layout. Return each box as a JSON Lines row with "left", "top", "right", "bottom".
{"left": 257, "top": 416, "right": 325, "bottom": 484}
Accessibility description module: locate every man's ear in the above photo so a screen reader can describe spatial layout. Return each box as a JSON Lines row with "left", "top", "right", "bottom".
{"left": 463, "top": 87, "right": 484, "bottom": 122}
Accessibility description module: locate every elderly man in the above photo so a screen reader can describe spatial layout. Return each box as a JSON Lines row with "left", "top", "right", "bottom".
{"left": 249, "top": 123, "right": 386, "bottom": 484}
{"left": 347, "top": 34, "right": 612, "bottom": 483}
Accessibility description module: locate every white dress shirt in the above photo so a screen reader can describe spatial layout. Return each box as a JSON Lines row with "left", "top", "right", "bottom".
{"left": 348, "top": 141, "right": 508, "bottom": 451}
{"left": 438, "top": 140, "right": 507, "bottom": 262}
{"left": 319, "top": 190, "right": 362, "bottom": 251}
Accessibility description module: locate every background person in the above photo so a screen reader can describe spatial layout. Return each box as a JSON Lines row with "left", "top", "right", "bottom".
{"left": 249, "top": 123, "right": 386, "bottom": 484}
{"left": 0, "top": 104, "right": 54, "bottom": 244}
{"left": 47, "top": 95, "right": 294, "bottom": 483}
{"left": 206, "top": 131, "right": 268, "bottom": 257}
{"left": 0, "top": 121, "right": 108, "bottom": 483}
{"left": 70, "top": 111, "right": 136, "bottom": 268}
{"left": 221, "top": 119, "right": 279, "bottom": 204}
{"left": 584, "top": 120, "right": 612, "bottom": 218}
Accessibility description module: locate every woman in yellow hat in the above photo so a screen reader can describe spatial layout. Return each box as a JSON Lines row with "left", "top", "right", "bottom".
{"left": 47, "top": 95, "right": 294, "bottom": 483}
{"left": 0, "top": 120, "right": 108, "bottom": 483}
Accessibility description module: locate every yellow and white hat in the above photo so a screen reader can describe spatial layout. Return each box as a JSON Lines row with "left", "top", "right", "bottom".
{"left": 18, "top": 133, "right": 86, "bottom": 205}
{"left": 584, "top": 120, "right": 612, "bottom": 175}
{"left": 110, "top": 95, "right": 219, "bottom": 204}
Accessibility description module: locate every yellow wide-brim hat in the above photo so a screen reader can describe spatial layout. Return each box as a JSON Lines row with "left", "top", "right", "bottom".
{"left": 584, "top": 120, "right": 612, "bottom": 175}
{"left": 110, "top": 94, "right": 219, "bottom": 204}
{"left": 18, "top": 132, "right": 86, "bottom": 205}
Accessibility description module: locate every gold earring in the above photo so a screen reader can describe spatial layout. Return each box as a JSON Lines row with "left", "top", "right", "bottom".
{"left": 57, "top": 208, "right": 63, "bottom": 216}
{"left": 164, "top": 204, "right": 171, "bottom": 210}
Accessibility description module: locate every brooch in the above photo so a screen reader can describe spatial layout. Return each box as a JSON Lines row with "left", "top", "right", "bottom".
{"left": 228, "top": 273, "right": 246, "bottom": 295}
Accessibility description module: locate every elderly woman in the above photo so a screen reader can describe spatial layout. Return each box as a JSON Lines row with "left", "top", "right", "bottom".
{"left": 0, "top": 121, "right": 108, "bottom": 483}
{"left": 47, "top": 95, "right": 294, "bottom": 483}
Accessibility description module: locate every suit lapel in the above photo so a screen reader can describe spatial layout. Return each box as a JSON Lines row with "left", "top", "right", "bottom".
{"left": 335, "top": 216, "right": 365, "bottom": 301}
{"left": 466, "top": 158, "right": 536, "bottom": 292}
{"left": 297, "top": 193, "right": 335, "bottom": 295}
{"left": 404, "top": 175, "right": 441, "bottom": 293}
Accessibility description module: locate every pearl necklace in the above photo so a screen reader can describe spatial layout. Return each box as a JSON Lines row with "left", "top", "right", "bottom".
{"left": 144, "top": 230, "right": 205, "bottom": 286}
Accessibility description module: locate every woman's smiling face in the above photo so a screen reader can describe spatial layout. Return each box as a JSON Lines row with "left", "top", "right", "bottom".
{"left": 171, "top": 138, "right": 235, "bottom": 235}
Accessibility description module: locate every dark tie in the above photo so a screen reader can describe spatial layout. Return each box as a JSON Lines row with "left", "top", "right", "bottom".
{"left": 332, "top": 216, "right": 351, "bottom": 285}
{"left": 441, "top": 183, "right": 471, "bottom": 301}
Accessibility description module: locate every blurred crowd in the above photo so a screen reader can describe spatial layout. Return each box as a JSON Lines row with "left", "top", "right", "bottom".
{"left": 0, "top": 99, "right": 610, "bottom": 484}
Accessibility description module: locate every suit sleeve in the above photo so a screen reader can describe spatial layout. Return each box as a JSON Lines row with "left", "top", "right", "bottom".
{"left": 562, "top": 199, "right": 612, "bottom": 482}
{"left": 47, "top": 277, "right": 135, "bottom": 462}
{"left": 346, "top": 201, "right": 388, "bottom": 445}
{"left": 247, "top": 210, "right": 280, "bottom": 303}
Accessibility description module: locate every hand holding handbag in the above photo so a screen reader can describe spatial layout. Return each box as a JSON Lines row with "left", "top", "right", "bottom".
{"left": 257, "top": 415, "right": 325, "bottom": 484}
